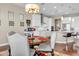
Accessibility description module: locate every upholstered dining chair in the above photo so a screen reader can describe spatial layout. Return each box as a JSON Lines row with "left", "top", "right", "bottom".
{"left": 34, "top": 31, "right": 57, "bottom": 56}
{"left": 73, "top": 34, "right": 79, "bottom": 53}
{"left": 50, "top": 31, "right": 57, "bottom": 55}
{"left": 33, "top": 31, "right": 40, "bottom": 36}
{"left": 8, "top": 31, "right": 30, "bottom": 56}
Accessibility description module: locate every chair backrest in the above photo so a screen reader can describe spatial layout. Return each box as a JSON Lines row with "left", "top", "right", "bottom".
{"left": 33, "top": 31, "right": 40, "bottom": 36}
{"left": 67, "top": 33, "right": 71, "bottom": 37}
{"left": 8, "top": 33, "right": 29, "bottom": 56}
{"left": 50, "top": 31, "right": 57, "bottom": 49}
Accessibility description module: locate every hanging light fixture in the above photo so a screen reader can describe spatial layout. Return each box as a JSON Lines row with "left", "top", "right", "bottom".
{"left": 25, "top": 4, "right": 40, "bottom": 14}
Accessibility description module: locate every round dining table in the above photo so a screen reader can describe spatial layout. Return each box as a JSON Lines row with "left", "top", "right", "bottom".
{"left": 28, "top": 36, "right": 49, "bottom": 56}
{"left": 28, "top": 36, "right": 49, "bottom": 46}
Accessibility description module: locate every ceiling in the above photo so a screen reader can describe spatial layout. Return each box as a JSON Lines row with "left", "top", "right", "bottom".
{"left": 14, "top": 3, "right": 79, "bottom": 17}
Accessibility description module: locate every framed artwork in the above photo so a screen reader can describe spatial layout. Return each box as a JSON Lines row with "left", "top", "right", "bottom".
{"left": 9, "top": 21, "right": 14, "bottom": 26}
{"left": 26, "top": 20, "right": 31, "bottom": 26}
{"left": 19, "top": 14, "right": 24, "bottom": 20}
{"left": 8, "top": 11, "right": 14, "bottom": 20}
{"left": 20, "top": 22, "right": 24, "bottom": 26}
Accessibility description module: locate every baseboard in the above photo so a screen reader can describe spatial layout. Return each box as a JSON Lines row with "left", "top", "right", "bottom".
{"left": 56, "top": 40, "right": 74, "bottom": 44}
{"left": 0, "top": 43, "right": 9, "bottom": 47}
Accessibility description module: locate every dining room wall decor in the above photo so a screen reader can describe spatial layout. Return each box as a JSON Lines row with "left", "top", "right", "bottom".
{"left": 26, "top": 20, "right": 31, "bottom": 26}
{"left": 9, "top": 21, "right": 14, "bottom": 26}
{"left": 8, "top": 11, "right": 14, "bottom": 20}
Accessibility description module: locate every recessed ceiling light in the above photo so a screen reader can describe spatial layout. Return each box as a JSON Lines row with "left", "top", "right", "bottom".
{"left": 54, "top": 6, "right": 57, "bottom": 8}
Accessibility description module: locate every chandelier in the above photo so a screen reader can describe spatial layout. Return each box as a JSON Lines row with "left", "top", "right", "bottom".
{"left": 25, "top": 4, "right": 40, "bottom": 14}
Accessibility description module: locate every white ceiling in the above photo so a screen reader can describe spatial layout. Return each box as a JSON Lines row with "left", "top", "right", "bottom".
{"left": 14, "top": 3, "right": 79, "bottom": 17}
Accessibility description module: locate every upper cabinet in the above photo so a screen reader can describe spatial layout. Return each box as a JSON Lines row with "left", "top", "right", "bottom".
{"left": 31, "top": 14, "right": 41, "bottom": 27}
{"left": 31, "top": 14, "right": 53, "bottom": 31}
{"left": 62, "top": 17, "right": 71, "bottom": 24}
{"left": 43, "top": 16, "right": 52, "bottom": 31}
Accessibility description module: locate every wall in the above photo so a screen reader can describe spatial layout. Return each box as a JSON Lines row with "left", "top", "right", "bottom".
{"left": 0, "top": 4, "right": 31, "bottom": 44}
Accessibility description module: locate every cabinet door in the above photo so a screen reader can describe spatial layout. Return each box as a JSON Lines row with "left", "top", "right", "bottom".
{"left": 43, "top": 16, "right": 52, "bottom": 31}
{"left": 31, "top": 14, "right": 41, "bottom": 27}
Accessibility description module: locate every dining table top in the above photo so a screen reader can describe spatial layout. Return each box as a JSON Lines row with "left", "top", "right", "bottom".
{"left": 28, "top": 36, "right": 49, "bottom": 45}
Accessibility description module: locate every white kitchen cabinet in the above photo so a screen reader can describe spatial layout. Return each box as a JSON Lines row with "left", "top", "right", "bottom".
{"left": 43, "top": 16, "right": 52, "bottom": 31}
{"left": 31, "top": 14, "right": 41, "bottom": 27}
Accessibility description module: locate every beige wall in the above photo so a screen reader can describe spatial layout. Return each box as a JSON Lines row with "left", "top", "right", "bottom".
{"left": 0, "top": 4, "right": 32, "bottom": 44}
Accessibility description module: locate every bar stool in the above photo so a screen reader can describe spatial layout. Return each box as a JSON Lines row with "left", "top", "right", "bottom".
{"left": 63, "top": 33, "right": 72, "bottom": 51}
{"left": 72, "top": 32, "right": 78, "bottom": 43}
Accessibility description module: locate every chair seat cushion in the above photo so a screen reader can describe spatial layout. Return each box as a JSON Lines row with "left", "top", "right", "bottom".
{"left": 38, "top": 44, "right": 52, "bottom": 51}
